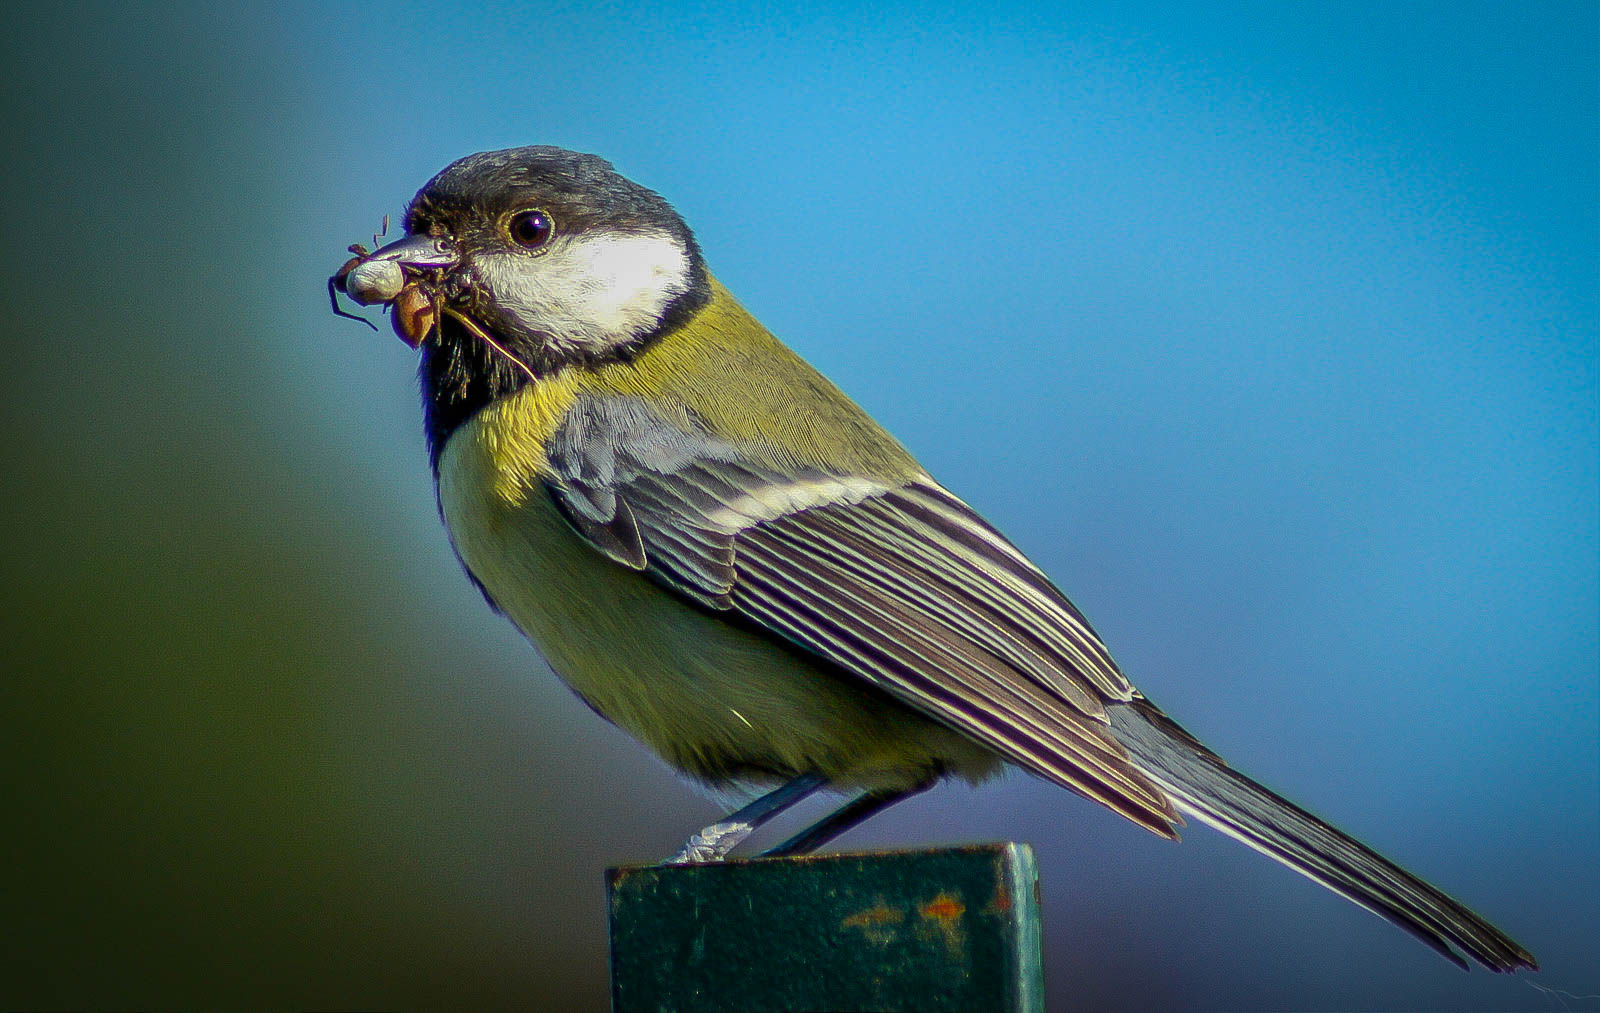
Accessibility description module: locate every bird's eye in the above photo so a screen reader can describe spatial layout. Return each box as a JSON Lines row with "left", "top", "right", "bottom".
{"left": 508, "top": 209, "right": 554, "bottom": 249}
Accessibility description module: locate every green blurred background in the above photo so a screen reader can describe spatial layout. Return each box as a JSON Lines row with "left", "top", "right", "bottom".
{"left": 3, "top": 2, "right": 1595, "bottom": 1010}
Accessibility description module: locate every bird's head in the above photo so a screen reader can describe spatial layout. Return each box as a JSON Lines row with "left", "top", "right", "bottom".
{"left": 331, "top": 146, "right": 711, "bottom": 454}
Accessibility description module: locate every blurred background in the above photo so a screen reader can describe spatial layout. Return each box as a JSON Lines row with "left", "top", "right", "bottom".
{"left": 2, "top": 1, "right": 1594, "bottom": 1009}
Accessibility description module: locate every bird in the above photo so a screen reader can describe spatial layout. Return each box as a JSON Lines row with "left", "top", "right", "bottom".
{"left": 330, "top": 145, "right": 1535, "bottom": 973}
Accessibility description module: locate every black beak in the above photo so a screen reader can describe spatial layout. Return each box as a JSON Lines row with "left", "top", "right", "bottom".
{"left": 346, "top": 234, "right": 459, "bottom": 278}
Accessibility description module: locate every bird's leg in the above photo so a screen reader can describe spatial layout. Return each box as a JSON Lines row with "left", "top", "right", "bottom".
{"left": 760, "top": 777, "right": 936, "bottom": 857}
{"left": 666, "top": 773, "right": 828, "bottom": 863}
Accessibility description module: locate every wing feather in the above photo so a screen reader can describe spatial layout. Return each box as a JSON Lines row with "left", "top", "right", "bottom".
{"left": 543, "top": 393, "right": 1178, "bottom": 833}
{"left": 734, "top": 533, "right": 1175, "bottom": 830}
{"left": 776, "top": 502, "right": 1109, "bottom": 717}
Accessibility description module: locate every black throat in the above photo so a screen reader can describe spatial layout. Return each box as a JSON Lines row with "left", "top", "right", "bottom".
{"left": 420, "top": 266, "right": 711, "bottom": 472}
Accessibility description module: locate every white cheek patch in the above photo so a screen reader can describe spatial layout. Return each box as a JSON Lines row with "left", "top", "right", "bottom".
{"left": 474, "top": 232, "right": 692, "bottom": 356}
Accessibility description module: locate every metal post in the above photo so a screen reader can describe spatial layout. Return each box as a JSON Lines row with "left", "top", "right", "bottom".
{"left": 608, "top": 842, "right": 1044, "bottom": 1013}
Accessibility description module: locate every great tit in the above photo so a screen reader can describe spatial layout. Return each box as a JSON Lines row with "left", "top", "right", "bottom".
{"left": 330, "top": 145, "right": 1535, "bottom": 973}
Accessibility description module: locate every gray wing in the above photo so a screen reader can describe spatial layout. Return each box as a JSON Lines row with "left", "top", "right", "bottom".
{"left": 546, "top": 394, "right": 1178, "bottom": 834}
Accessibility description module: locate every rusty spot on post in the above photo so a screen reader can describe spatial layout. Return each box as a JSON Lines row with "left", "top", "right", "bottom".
{"left": 842, "top": 902, "right": 904, "bottom": 929}
{"left": 987, "top": 879, "right": 1013, "bottom": 915}
{"left": 916, "top": 891, "right": 968, "bottom": 957}
{"left": 842, "top": 899, "right": 905, "bottom": 946}
{"left": 920, "top": 892, "right": 966, "bottom": 921}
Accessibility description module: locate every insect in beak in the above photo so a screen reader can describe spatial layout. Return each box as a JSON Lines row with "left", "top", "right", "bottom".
{"left": 329, "top": 232, "right": 459, "bottom": 347}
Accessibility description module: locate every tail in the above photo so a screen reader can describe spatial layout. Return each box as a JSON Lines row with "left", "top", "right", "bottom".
{"left": 1105, "top": 698, "right": 1537, "bottom": 973}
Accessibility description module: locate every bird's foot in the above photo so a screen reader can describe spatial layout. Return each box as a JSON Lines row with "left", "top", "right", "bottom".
{"left": 666, "top": 820, "right": 753, "bottom": 864}
{"left": 660, "top": 774, "right": 830, "bottom": 864}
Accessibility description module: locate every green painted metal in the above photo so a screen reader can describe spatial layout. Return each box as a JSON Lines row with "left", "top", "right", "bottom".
{"left": 607, "top": 843, "right": 1044, "bottom": 1013}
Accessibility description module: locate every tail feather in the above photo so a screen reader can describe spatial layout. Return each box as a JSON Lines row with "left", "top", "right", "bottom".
{"left": 1106, "top": 699, "right": 1537, "bottom": 973}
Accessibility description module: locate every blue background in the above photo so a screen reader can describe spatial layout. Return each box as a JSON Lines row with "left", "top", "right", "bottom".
{"left": 3, "top": 2, "right": 1594, "bottom": 1009}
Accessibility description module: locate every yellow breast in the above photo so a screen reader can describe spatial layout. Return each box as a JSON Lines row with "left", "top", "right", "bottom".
{"left": 433, "top": 379, "right": 996, "bottom": 790}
